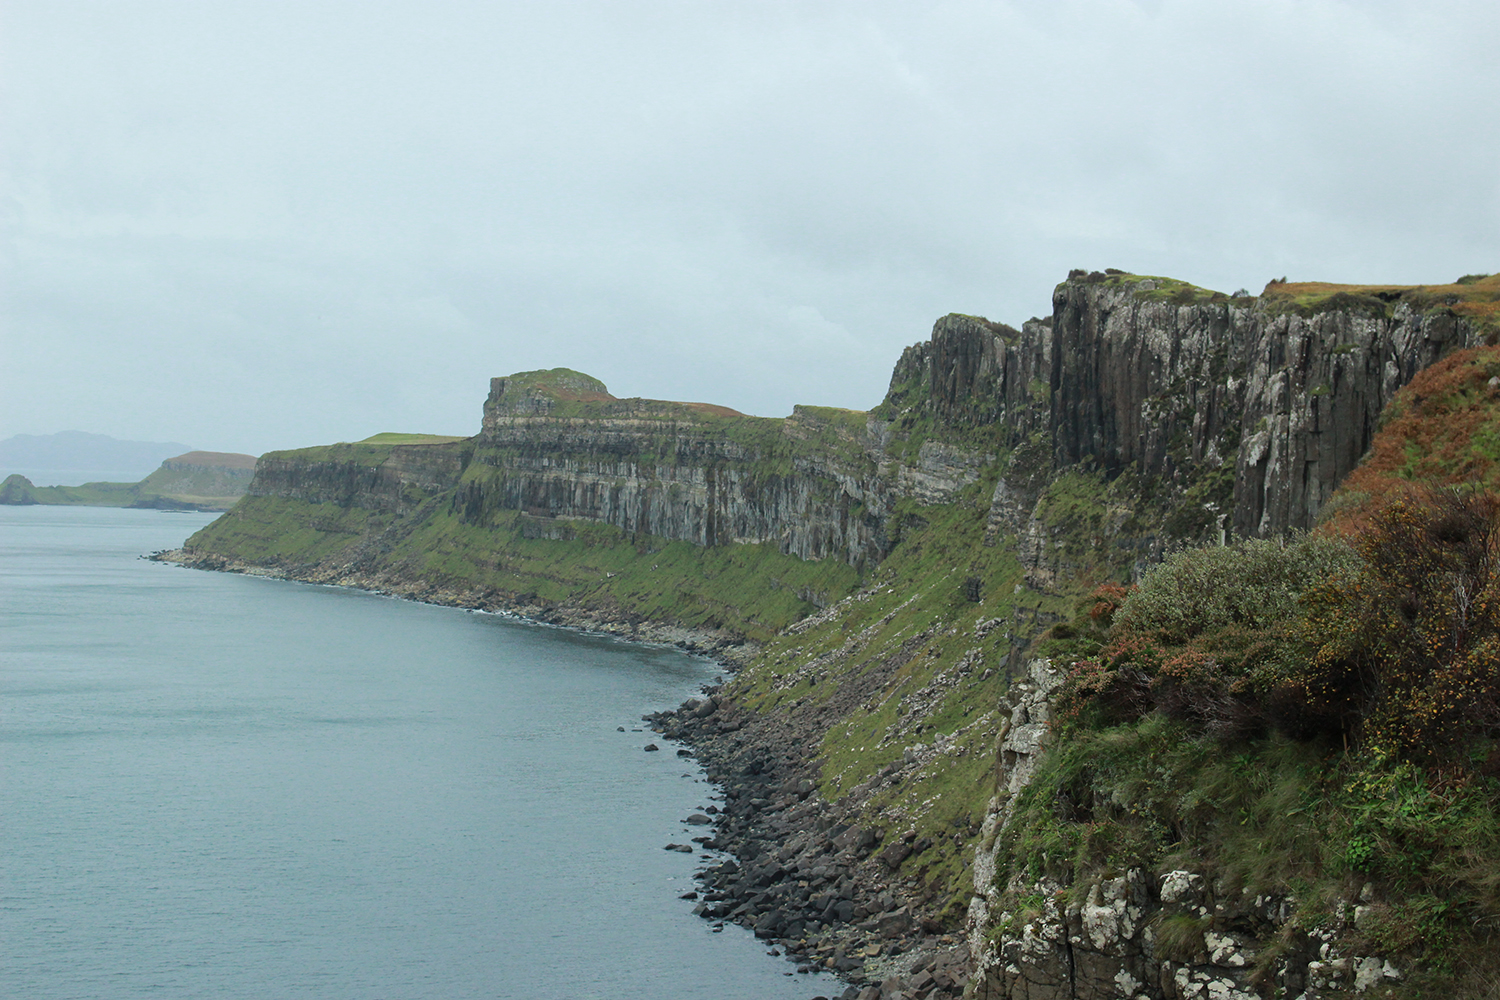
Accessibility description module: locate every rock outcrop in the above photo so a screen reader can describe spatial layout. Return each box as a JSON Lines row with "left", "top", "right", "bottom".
{"left": 964, "top": 664, "right": 1407, "bottom": 1000}
{"left": 247, "top": 440, "right": 468, "bottom": 514}
{"left": 1046, "top": 274, "right": 1483, "bottom": 537}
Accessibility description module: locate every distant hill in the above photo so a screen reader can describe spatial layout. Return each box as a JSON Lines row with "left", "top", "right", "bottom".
{"left": 0, "top": 450, "right": 257, "bottom": 511}
{"left": 0, "top": 431, "right": 194, "bottom": 485}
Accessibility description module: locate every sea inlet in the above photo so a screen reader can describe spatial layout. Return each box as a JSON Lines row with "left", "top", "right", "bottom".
{"left": 1, "top": 505, "right": 835, "bottom": 999}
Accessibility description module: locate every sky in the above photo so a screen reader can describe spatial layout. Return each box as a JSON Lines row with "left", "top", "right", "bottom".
{"left": 3, "top": 1, "right": 1498, "bottom": 457}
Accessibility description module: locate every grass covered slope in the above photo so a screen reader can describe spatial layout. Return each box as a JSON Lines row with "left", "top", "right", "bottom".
{"left": 980, "top": 493, "right": 1500, "bottom": 987}
{"left": 182, "top": 473, "right": 863, "bottom": 645}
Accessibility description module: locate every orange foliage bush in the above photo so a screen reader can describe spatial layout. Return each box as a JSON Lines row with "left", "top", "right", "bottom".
{"left": 1088, "top": 583, "right": 1134, "bottom": 627}
{"left": 1329, "top": 345, "right": 1500, "bottom": 537}
{"left": 1298, "top": 486, "right": 1500, "bottom": 760}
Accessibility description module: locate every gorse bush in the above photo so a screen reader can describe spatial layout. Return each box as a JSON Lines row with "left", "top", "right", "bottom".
{"left": 1060, "top": 486, "right": 1500, "bottom": 764}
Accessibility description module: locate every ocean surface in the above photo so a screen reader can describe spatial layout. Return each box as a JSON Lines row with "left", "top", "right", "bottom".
{"left": 1, "top": 506, "right": 834, "bottom": 999}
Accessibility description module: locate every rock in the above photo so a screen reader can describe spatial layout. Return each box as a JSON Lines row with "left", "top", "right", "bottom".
{"left": 878, "top": 907, "right": 913, "bottom": 938}
{"left": 684, "top": 813, "right": 713, "bottom": 825}
{"left": 643, "top": 744, "right": 659, "bottom": 752}
{"left": 1354, "top": 956, "right": 1384, "bottom": 993}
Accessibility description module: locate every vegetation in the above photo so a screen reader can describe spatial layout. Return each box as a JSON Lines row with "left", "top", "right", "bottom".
{"left": 0, "top": 458, "right": 250, "bottom": 510}
{"left": 358, "top": 432, "right": 467, "bottom": 445}
{"left": 729, "top": 473, "right": 1071, "bottom": 921}
{"left": 1262, "top": 273, "right": 1500, "bottom": 338}
{"left": 1062, "top": 268, "right": 1241, "bottom": 308}
{"left": 1329, "top": 344, "right": 1500, "bottom": 533}
{"left": 996, "top": 485, "right": 1500, "bottom": 989}
{"left": 185, "top": 494, "right": 862, "bottom": 643}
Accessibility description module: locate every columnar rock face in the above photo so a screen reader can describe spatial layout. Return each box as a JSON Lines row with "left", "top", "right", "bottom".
{"left": 1045, "top": 277, "right": 1483, "bottom": 536}
{"left": 466, "top": 379, "right": 890, "bottom": 565}
{"left": 881, "top": 313, "right": 1053, "bottom": 447}
{"left": 457, "top": 370, "right": 995, "bottom": 569}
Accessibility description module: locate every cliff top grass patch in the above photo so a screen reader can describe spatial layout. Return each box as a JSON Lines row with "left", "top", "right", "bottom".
{"left": 358, "top": 433, "right": 467, "bottom": 446}
{"left": 1262, "top": 273, "right": 1500, "bottom": 334}
{"left": 1063, "top": 269, "right": 1236, "bottom": 307}
{"left": 266, "top": 441, "right": 412, "bottom": 467}
{"left": 495, "top": 367, "right": 614, "bottom": 400}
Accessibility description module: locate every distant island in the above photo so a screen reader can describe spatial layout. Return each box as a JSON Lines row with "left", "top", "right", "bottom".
{"left": 1, "top": 450, "right": 258, "bottom": 511}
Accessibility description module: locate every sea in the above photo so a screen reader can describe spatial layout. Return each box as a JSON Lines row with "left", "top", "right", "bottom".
{"left": 1, "top": 505, "right": 836, "bottom": 999}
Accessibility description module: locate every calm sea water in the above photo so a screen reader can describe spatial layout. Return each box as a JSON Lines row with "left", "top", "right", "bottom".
{"left": 1, "top": 506, "right": 832, "bottom": 999}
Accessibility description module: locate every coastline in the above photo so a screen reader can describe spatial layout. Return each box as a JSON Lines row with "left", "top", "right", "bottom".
{"left": 155, "top": 547, "right": 969, "bottom": 1000}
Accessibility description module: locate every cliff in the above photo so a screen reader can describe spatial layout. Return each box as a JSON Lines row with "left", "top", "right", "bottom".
{"left": 165, "top": 268, "right": 1500, "bottom": 998}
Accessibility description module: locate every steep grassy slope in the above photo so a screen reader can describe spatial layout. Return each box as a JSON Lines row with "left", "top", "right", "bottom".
{"left": 963, "top": 352, "right": 1500, "bottom": 996}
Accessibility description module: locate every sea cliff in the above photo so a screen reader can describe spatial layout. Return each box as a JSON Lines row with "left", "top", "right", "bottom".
{"left": 165, "top": 270, "right": 1500, "bottom": 998}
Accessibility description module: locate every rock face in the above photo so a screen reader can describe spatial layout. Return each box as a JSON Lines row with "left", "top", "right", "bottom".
{"left": 199, "top": 274, "right": 1486, "bottom": 592}
{"left": 465, "top": 385, "right": 891, "bottom": 566}
{"left": 1046, "top": 275, "right": 1482, "bottom": 537}
{"left": 247, "top": 440, "right": 468, "bottom": 514}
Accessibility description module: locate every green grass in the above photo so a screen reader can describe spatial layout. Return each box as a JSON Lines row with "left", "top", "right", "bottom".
{"left": 990, "top": 712, "right": 1500, "bottom": 987}
{"left": 1060, "top": 269, "right": 1239, "bottom": 307}
{"left": 1261, "top": 274, "right": 1500, "bottom": 336}
{"left": 717, "top": 474, "right": 1092, "bottom": 922}
{"left": 359, "top": 432, "right": 468, "bottom": 445}
{"left": 0, "top": 472, "right": 243, "bottom": 510}
{"left": 186, "top": 491, "right": 862, "bottom": 642}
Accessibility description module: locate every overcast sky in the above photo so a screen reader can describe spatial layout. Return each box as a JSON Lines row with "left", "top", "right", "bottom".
{"left": 3, "top": 0, "right": 1497, "bottom": 456}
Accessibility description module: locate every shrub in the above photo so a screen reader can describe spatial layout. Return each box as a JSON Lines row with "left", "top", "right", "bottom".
{"left": 1114, "top": 535, "right": 1361, "bottom": 645}
{"left": 1056, "top": 535, "right": 1360, "bottom": 740}
{"left": 1295, "top": 486, "right": 1500, "bottom": 760}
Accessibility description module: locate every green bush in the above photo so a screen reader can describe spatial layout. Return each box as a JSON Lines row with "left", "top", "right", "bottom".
{"left": 1114, "top": 535, "right": 1361, "bottom": 644}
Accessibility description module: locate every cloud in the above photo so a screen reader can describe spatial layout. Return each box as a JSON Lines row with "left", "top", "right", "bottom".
{"left": 3, "top": 0, "right": 1497, "bottom": 453}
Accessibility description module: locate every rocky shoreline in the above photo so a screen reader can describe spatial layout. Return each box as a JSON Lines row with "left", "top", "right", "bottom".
{"left": 649, "top": 690, "right": 971, "bottom": 1000}
{"left": 149, "top": 548, "right": 761, "bottom": 664}
{"left": 156, "top": 548, "right": 969, "bottom": 999}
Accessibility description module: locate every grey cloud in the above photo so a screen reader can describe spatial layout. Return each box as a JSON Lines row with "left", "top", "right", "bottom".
{"left": 3, "top": 0, "right": 1496, "bottom": 454}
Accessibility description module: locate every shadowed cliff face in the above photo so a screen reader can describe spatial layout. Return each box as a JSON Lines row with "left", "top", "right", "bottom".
{"left": 1046, "top": 276, "right": 1482, "bottom": 536}
{"left": 248, "top": 440, "right": 469, "bottom": 514}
